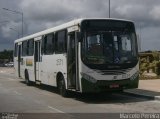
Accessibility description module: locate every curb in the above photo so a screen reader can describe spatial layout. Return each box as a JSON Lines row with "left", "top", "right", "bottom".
{"left": 123, "top": 91, "right": 157, "bottom": 100}
{"left": 154, "top": 96, "right": 160, "bottom": 101}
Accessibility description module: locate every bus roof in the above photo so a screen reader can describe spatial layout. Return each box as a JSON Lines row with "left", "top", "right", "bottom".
{"left": 14, "top": 18, "right": 134, "bottom": 43}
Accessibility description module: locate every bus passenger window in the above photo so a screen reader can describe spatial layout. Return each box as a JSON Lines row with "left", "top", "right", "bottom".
{"left": 14, "top": 43, "right": 18, "bottom": 57}
{"left": 46, "top": 34, "right": 54, "bottom": 54}
{"left": 41, "top": 36, "right": 45, "bottom": 55}
{"left": 28, "top": 39, "right": 34, "bottom": 56}
{"left": 55, "top": 30, "right": 67, "bottom": 53}
{"left": 41, "top": 33, "right": 54, "bottom": 55}
{"left": 22, "top": 41, "right": 28, "bottom": 56}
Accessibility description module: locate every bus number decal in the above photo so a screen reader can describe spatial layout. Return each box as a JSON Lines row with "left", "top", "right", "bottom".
{"left": 56, "top": 59, "right": 63, "bottom": 66}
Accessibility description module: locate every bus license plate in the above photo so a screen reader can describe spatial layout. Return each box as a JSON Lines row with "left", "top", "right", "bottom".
{"left": 110, "top": 84, "right": 119, "bottom": 88}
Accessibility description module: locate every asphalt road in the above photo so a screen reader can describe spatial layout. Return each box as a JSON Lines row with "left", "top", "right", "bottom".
{"left": 0, "top": 67, "right": 160, "bottom": 115}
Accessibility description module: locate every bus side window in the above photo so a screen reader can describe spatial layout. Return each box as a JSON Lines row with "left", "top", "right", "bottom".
{"left": 55, "top": 30, "right": 67, "bottom": 53}
{"left": 14, "top": 43, "right": 18, "bottom": 57}
{"left": 28, "top": 39, "right": 34, "bottom": 56}
{"left": 45, "top": 34, "right": 54, "bottom": 55}
{"left": 41, "top": 36, "right": 45, "bottom": 55}
{"left": 42, "top": 33, "right": 54, "bottom": 55}
{"left": 22, "top": 41, "right": 28, "bottom": 56}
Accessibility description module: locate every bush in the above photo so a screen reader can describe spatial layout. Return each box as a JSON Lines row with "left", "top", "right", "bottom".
{"left": 152, "top": 51, "right": 160, "bottom": 61}
{"left": 139, "top": 52, "right": 160, "bottom": 76}
{"left": 140, "top": 62, "right": 150, "bottom": 73}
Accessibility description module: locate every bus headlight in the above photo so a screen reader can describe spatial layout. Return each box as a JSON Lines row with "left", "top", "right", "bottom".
{"left": 88, "top": 76, "right": 97, "bottom": 83}
{"left": 81, "top": 73, "right": 97, "bottom": 83}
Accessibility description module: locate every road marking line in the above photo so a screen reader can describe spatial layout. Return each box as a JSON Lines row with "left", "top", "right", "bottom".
{"left": 48, "top": 106, "right": 65, "bottom": 113}
{"left": 14, "top": 91, "right": 22, "bottom": 95}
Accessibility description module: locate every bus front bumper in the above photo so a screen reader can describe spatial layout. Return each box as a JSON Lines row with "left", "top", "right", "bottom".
{"left": 81, "top": 76, "right": 139, "bottom": 93}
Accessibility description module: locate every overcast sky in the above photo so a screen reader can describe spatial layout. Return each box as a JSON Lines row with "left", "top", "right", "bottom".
{"left": 0, "top": 0, "right": 160, "bottom": 51}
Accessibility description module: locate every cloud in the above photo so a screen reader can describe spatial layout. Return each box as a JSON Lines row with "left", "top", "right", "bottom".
{"left": 115, "top": 4, "right": 147, "bottom": 19}
{"left": 150, "top": 5, "right": 160, "bottom": 20}
{"left": 20, "top": 0, "right": 108, "bottom": 22}
{"left": 1, "top": 21, "right": 21, "bottom": 38}
{"left": 18, "top": 0, "right": 109, "bottom": 34}
{"left": 141, "top": 26, "right": 160, "bottom": 51}
{"left": 0, "top": 0, "right": 160, "bottom": 51}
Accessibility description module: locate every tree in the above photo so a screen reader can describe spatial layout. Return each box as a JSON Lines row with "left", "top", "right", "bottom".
{"left": 0, "top": 50, "right": 13, "bottom": 61}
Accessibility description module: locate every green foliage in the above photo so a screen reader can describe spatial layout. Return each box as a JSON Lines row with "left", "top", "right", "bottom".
{"left": 152, "top": 51, "right": 160, "bottom": 61}
{"left": 140, "top": 58, "right": 147, "bottom": 63}
{"left": 0, "top": 50, "right": 13, "bottom": 61}
{"left": 139, "top": 51, "right": 160, "bottom": 76}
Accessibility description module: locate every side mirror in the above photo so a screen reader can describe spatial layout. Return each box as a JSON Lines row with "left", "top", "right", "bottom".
{"left": 77, "top": 32, "right": 83, "bottom": 42}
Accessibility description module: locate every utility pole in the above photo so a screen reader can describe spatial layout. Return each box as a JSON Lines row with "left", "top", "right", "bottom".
{"left": 109, "top": 0, "right": 111, "bottom": 18}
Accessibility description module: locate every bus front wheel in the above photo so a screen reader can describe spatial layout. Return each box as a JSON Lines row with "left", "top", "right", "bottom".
{"left": 58, "top": 75, "right": 68, "bottom": 97}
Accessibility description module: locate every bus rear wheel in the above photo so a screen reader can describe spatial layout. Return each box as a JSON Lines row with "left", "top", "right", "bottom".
{"left": 58, "top": 75, "right": 68, "bottom": 97}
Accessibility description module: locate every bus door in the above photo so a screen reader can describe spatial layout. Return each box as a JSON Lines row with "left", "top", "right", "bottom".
{"left": 34, "top": 39, "right": 41, "bottom": 83}
{"left": 67, "top": 31, "right": 80, "bottom": 90}
{"left": 18, "top": 44, "right": 22, "bottom": 77}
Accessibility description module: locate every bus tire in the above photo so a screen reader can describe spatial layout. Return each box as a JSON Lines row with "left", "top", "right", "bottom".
{"left": 25, "top": 70, "right": 31, "bottom": 86}
{"left": 58, "top": 75, "right": 68, "bottom": 97}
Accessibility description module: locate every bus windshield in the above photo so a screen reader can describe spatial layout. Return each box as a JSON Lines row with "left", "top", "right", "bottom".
{"left": 84, "top": 31, "right": 137, "bottom": 64}
{"left": 81, "top": 20, "right": 138, "bottom": 69}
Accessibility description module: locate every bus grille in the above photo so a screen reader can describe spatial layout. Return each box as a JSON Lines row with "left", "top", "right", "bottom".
{"left": 94, "top": 68, "right": 132, "bottom": 75}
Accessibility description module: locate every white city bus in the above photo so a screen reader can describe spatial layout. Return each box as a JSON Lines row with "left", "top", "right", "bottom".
{"left": 14, "top": 18, "right": 139, "bottom": 97}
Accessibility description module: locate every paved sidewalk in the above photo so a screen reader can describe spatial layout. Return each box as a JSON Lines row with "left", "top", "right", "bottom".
{"left": 125, "top": 79, "right": 160, "bottom": 100}
{"left": 139, "top": 80, "right": 160, "bottom": 92}
{"left": 0, "top": 67, "right": 15, "bottom": 74}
